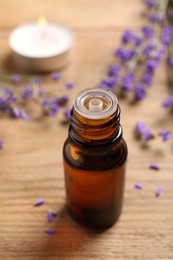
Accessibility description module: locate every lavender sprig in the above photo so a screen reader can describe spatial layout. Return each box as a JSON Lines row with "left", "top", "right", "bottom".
{"left": 0, "top": 73, "right": 73, "bottom": 121}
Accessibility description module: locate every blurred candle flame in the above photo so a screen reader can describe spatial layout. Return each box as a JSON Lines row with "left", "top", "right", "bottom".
{"left": 37, "top": 16, "right": 47, "bottom": 27}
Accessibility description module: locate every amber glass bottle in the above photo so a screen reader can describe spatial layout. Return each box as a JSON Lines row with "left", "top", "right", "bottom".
{"left": 63, "top": 88, "right": 127, "bottom": 230}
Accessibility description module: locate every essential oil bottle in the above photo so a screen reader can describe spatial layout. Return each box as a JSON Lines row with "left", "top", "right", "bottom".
{"left": 63, "top": 88, "right": 127, "bottom": 230}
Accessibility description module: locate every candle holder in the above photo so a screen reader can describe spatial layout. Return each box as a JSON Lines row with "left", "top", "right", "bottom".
{"left": 9, "top": 20, "right": 74, "bottom": 72}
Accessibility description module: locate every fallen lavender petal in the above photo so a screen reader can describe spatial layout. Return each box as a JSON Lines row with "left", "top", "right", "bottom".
{"left": 34, "top": 198, "right": 45, "bottom": 207}
{"left": 155, "top": 187, "right": 163, "bottom": 197}
{"left": 149, "top": 163, "right": 159, "bottom": 170}
{"left": 46, "top": 228, "right": 55, "bottom": 235}
{"left": 134, "top": 183, "right": 142, "bottom": 190}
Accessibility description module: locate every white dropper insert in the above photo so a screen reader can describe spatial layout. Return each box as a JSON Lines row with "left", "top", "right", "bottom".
{"left": 89, "top": 98, "right": 103, "bottom": 112}
{"left": 74, "top": 88, "right": 118, "bottom": 120}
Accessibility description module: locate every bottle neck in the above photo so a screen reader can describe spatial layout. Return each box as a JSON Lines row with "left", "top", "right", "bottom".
{"left": 69, "top": 104, "right": 122, "bottom": 147}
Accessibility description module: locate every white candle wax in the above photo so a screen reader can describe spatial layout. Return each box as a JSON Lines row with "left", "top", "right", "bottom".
{"left": 9, "top": 21, "right": 74, "bottom": 72}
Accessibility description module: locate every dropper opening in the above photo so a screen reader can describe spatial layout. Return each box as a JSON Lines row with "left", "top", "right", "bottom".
{"left": 89, "top": 98, "right": 103, "bottom": 112}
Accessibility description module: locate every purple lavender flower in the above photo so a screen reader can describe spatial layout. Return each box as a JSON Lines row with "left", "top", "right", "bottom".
{"left": 0, "top": 95, "right": 5, "bottom": 106}
{"left": 168, "top": 56, "right": 173, "bottom": 70}
{"left": 65, "top": 82, "right": 74, "bottom": 90}
{"left": 108, "top": 64, "right": 121, "bottom": 77}
{"left": 142, "top": 26, "right": 154, "bottom": 39}
{"left": 158, "top": 130, "right": 171, "bottom": 142}
{"left": 149, "top": 13, "right": 157, "bottom": 23}
{"left": 22, "top": 111, "right": 29, "bottom": 121}
{"left": 150, "top": 163, "right": 159, "bottom": 170}
{"left": 12, "top": 107, "right": 21, "bottom": 118}
{"left": 135, "top": 83, "right": 146, "bottom": 100}
{"left": 135, "top": 121, "right": 152, "bottom": 141}
{"left": 155, "top": 47, "right": 165, "bottom": 61}
{"left": 142, "top": 73, "right": 153, "bottom": 86}
{"left": 61, "top": 95, "right": 69, "bottom": 104}
{"left": 156, "top": 16, "right": 164, "bottom": 24}
{"left": 11, "top": 74, "right": 21, "bottom": 83}
{"left": 0, "top": 139, "right": 3, "bottom": 149}
{"left": 145, "top": 0, "right": 155, "bottom": 7}
{"left": 115, "top": 48, "right": 135, "bottom": 62}
{"left": 49, "top": 103, "right": 60, "bottom": 117}
{"left": 144, "top": 42, "right": 155, "bottom": 56}
{"left": 39, "top": 88, "right": 46, "bottom": 96}
{"left": 42, "top": 99, "right": 50, "bottom": 108}
{"left": 22, "top": 86, "right": 33, "bottom": 100}
{"left": 34, "top": 198, "right": 45, "bottom": 207}
{"left": 160, "top": 27, "right": 173, "bottom": 46}
{"left": 134, "top": 183, "right": 142, "bottom": 190}
{"left": 122, "top": 74, "right": 134, "bottom": 91}
{"left": 6, "top": 88, "right": 17, "bottom": 104}
{"left": 52, "top": 72, "right": 60, "bottom": 81}
{"left": 64, "top": 108, "right": 71, "bottom": 120}
{"left": 145, "top": 59, "right": 158, "bottom": 74}
{"left": 162, "top": 96, "right": 173, "bottom": 108}
{"left": 155, "top": 187, "right": 163, "bottom": 197}
{"left": 133, "top": 35, "right": 142, "bottom": 47}
{"left": 46, "top": 228, "right": 55, "bottom": 235}
{"left": 121, "top": 29, "right": 134, "bottom": 44}
{"left": 100, "top": 77, "right": 117, "bottom": 89}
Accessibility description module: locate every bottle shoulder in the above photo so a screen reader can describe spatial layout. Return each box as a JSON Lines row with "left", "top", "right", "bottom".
{"left": 63, "top": 137, "right": 127, "bottom": 171}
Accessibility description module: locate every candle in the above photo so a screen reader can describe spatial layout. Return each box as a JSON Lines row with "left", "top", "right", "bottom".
{"left": 9, "top": 17, "right": 74, "bottom": 72}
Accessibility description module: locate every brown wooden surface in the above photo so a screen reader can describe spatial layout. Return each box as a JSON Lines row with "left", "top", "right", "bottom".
{"left": 0, "top": 0, "right": 173, "bottom": 259}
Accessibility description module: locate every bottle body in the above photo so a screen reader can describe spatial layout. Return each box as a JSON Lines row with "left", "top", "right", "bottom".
{"left": 63, "top": 88, "right": 127, "bottom": 230}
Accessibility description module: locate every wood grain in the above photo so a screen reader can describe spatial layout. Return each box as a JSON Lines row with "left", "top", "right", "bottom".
{"left": 0, "top": 0, "right": 173, "bottom": 259}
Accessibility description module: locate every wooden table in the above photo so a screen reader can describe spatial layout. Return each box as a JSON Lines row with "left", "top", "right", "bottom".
{"left": 0, "top": 0, "right": 173, "bottom": 259}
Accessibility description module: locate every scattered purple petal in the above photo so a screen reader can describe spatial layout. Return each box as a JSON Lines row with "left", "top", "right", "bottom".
{"left": 134, "top": 183, "right": 142, "bottom": 190}
{"left": 46, "top": 228, "right": 55, "bottom": 235}
{"left": 142, "top": 26, "right": 154, "bottom": 39}
{"left": 66, "top": 82, "right": 74, "bottom": 90}
{"left": 47, "top": 211, "right": 54, "bottom": 223}
{"left": 150, "top": 163, "right": 159, "bottom": 170}
{"left": 158, "top": 130, "right": 171, "bottom": 142}
{"left": 47, "top": 209, "right": 58, "bottom": 222}
{"left": 155, "top": 187, "right": 163, "bottom": 197}
{"left": 135, "top": 121, "right": 153, "bottom": 141}
{"left": 52, "top": 72, "right": 60, "bottom": 81}
{"left": 0, "top": 140, "right": 3, "bottom": 149}
{"left": 34, "top": 198, "right": 45, "bottom": 207}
